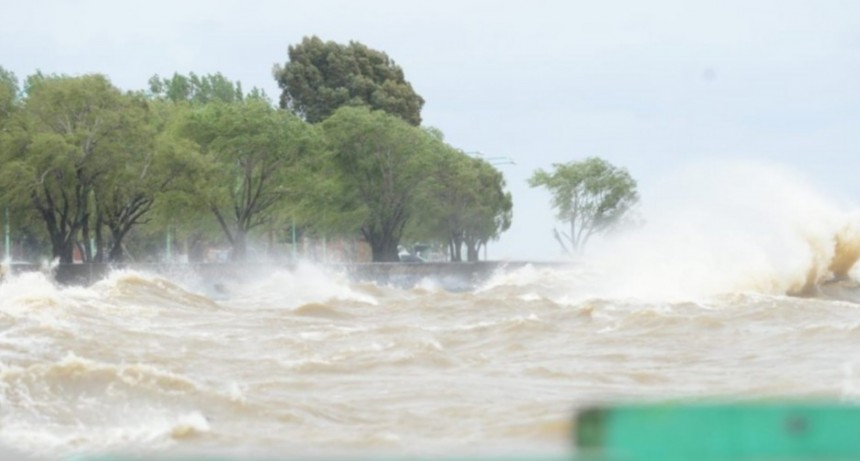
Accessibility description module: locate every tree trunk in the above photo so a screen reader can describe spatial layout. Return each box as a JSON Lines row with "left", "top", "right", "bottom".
{"left": 188, "top": 234, "right": 206, "bottom": 263}
{"left": 94, "top": 213, "right": 105, "bottom": 263}
{"left": 370, "top": 239, "right": 399, "bottom": 262}
{"left": 231, "top": 230, "right": 247, "bottom": 261}
{"left": 81, "top": 216, "right": 92, "bottom": 262}
{"left": 363, "top": 219, "right": 406, "bottom": 262}
{"left": 466, "top": 240, "right": 480, "bottom": 262}
{"left": 58, "top": 240, "right": 74, "bottom": 264}
{"left": 42, "top": 211, "right": 75, "bottom": 264}
{"left": 368, "top": 234, "right": 400, "bottom": 262}
{"left": 108, "top": 240, "right": 124, "bottom": 262}
{"left": 570, "top": 218, "right": 581, "bottom": 255}
{"left": 108, "top": 226, "right": 126, "bottom": 263}
{"left": 49, "top": 232, "right": 76, "bottom": 264}
{"left": 449, "top": 233, "right": 463, "bottom": 262}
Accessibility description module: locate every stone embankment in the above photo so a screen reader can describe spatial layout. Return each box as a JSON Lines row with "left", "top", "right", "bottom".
{"left": 5, "top": 261, "right": 564, "bottom": 291}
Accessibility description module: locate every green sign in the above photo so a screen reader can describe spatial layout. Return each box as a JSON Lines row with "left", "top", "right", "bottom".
{"left": 576, "top": 402, "right": 860, "bottom": 461}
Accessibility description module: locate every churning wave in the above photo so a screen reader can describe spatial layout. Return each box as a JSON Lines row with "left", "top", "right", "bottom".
{"left": 567, "top": 160, "right": 860, "bottom": 301}
{"left": 3, "top": 160, "right": 860, "bottom": 459}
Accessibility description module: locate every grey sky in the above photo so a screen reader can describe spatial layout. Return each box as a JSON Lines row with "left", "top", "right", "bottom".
{"left": 3, "top": 0, "right": 859, "bottom": 260}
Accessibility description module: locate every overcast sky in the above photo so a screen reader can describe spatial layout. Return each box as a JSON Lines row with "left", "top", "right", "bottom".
{"left": 2, "top": 0, "right": 859, "bottom": 260}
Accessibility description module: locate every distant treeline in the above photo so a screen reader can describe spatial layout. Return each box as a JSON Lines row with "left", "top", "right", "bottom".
{"left": 0, "top": 36, "right": 512, "bottom": 263}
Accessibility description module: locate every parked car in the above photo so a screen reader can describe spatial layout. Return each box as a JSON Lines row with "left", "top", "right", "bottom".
{"left": 398, "top": 253, "right": 425, "bottom": 263}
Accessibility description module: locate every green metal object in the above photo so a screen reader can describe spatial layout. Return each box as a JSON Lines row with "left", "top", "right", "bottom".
{"left": 166, "top": 226, "right": 172, "bottom": 261}
{"left": 291, "top": 218, "right": 297, "bottom": 260}
{"left": 575, "top": 402, "right": 860, "bottom": 461}
{"left": 4, "top": 206, "right": 9, "bottom": 261}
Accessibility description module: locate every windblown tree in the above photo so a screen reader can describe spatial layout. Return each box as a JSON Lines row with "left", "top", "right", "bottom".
{"left": 461, "top": 158, "right": 513, "bottom": 261}
{"left": 181, "top": 99, "right": 315, "bottom": 260}
{"left": 0, "top": 73, "right": 133, "bottom": 263}
{"left": 413, "top": 146, "right": 512, "bottom": 262}
{"left": 407, "top": 142, "right": 466, "bottom": 260}
{"left": 320, "top": 106, "right": 434, "bottom": 262}
{"left": 529, "top": 157, "right": 638, "bottom": 255}
{"left": 0, "top": 68, "right": 38, "bottom": 259}
{"left": 147, "top": 72, "right": 252, "bottom": 104}
{"left": 0, "top": 67, "right": 17, "bottom": 123}
{"left": 92, "top": 98, "right": 200, "bottom": 262}
{"left": 0, "top": 68, "right": 19, "bottom": 174}
{"left": 0, "top": 73, "right": 196, "bottom": 263}
{"left": 274, "top": 36, "right": 425, "bottom": 125}
{"left": 146, "top": 71, "right": 269, "bottom": 260}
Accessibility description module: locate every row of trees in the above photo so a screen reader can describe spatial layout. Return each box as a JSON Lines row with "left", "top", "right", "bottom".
{"left": 1, "top": 36, "right": 642, "bottom": 264}
{"left": 0, "top": 38, "right": 512, "bottom": 264}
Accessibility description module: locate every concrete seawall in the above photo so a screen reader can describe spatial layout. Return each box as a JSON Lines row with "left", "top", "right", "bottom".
{"left": 6, "top": 261, "right": 568, "bottom": 291}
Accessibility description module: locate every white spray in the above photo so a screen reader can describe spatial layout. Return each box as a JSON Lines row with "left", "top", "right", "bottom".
{"left": 583, "top": 159, "right": 860, "bottom": 300}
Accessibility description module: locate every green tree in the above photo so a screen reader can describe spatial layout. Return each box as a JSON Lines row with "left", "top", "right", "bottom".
{"left": 413, "top": 148, "right": 512, "bottom": 262}
{"left": 0, "top": 67, "right": 18, "bottom": 122}
{"left": 145, "top": 72, "right": 271, "bottom": 262}
{"left": 320, "top": 106, "right": 434, "bottom": 261}
{"left": 0, "top": 74, "right": 130, "bottom": 263}
{"left": 274, "top": 36, "right": 425, "bottom": 125}
{"left": 461, "top": 158, "right": 513, "bottom": 261}
{"left": 0, "top": 68, "right": 38, "bottom": 260}
{"left": 0, "top": 67, "right": 19, "bottom": 160}
{"left": 148, "top": 72, "right": 248, "bottom": 104}
{"left": 529, "top": 157, "right": 638, "bottom": 255}
{"left": 92, "top": 97, "right": 201, "bottom": 262}
{"left": 180, "top": 99, "right": 316, "bottom": 261}
{"left": 406, "top": 143, "right": 464, "bottom": 260}
{"left": 0, "top": 73, "right": 193, "bottom": 263}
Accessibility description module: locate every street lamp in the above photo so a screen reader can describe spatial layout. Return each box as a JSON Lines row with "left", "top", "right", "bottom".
{"left": 4, "top": 206, "right": 9, "bottom": 262}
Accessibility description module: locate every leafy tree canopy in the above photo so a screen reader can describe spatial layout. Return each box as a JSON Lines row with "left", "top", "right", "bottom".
{"left": 529, "top": 157, "right": 638, "bottom": 255}
{"left": 180, "top": 98, "right": 318, "bottom": 260}
{"left": 93, "top": 95, "right": 204, "bottom": 262}
{"left": 0, "top": 73, "right": 138, "bottom": 262}
{"left": 461, "top": 158, "right": 513, "bottom": 259}
{"left": 148, "top": 72, "right": 268, "bottom": 104}
{"left": 274, "top": 36, "right": 424, "bottom": 125}
{"left": 320, "top": 106, "right": 435, "bottom": 261}
{"left": 0, "top": 67, "right": 19, "bottom": 120}
{"left": 411, "top": 149, "right": 512, "bottom": 261}
{"left": 0, "top": 72, "right": 207, "bottom": 263}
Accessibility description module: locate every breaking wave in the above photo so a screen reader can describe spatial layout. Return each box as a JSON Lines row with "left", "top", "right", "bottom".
{"left": 0, "top": 352, "right": 215, "bottom": 456}
{"left": 580, "top": 160, "right": 860, "bottom": 300}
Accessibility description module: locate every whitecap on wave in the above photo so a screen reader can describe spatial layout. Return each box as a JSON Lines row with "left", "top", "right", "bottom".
{"left": 223, "top": 262, "right": 378, "bottom": 309}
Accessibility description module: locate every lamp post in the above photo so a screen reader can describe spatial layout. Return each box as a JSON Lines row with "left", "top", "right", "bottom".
{"left": 166, "top": 225, "right": 172, "bottom": 262}
{"left": 291, "top": 218, "right": 297, "bottom": 261}
{"left": 4, "top": 206, "right": 9, "bottom": 261}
